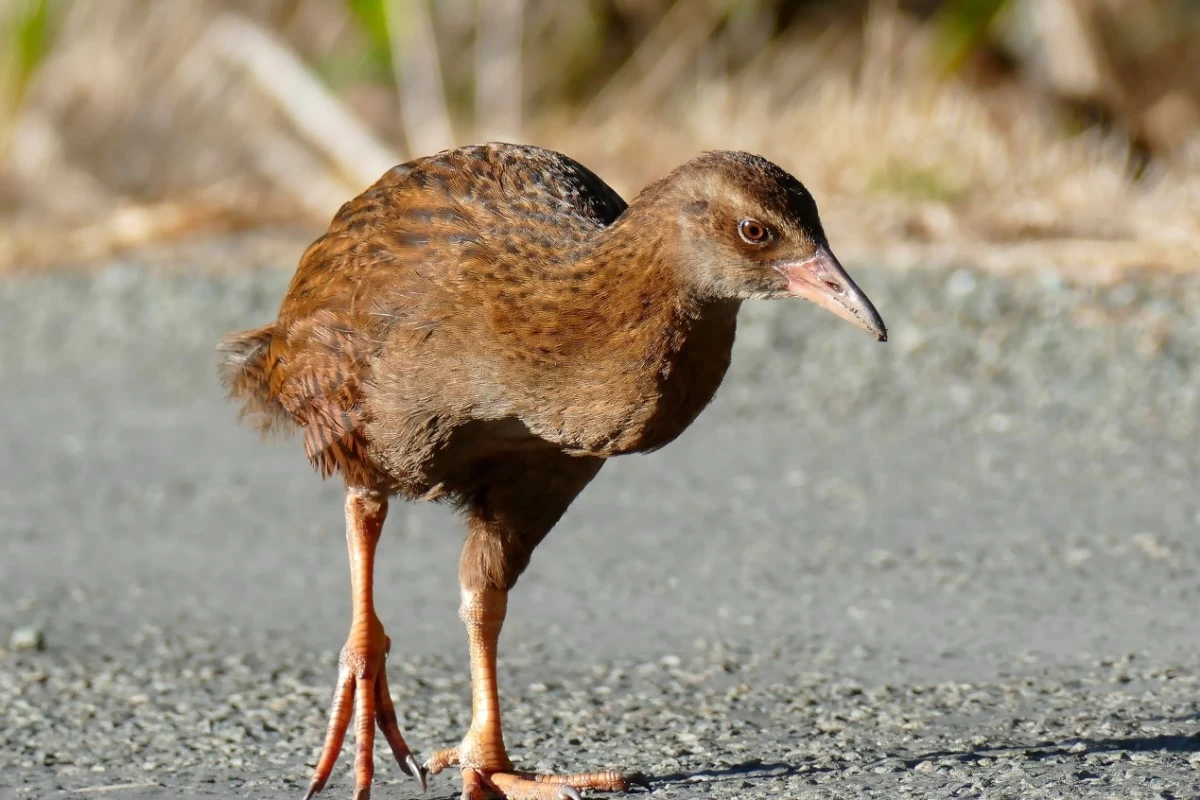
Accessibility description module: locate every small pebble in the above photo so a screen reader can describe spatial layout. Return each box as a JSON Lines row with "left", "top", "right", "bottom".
{"left": 9, "top": 626, "right": 45, "bottom": 652}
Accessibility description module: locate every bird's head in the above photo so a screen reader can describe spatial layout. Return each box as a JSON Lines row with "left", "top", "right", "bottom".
{"left": 653, "top": 150, "right": 886, "bottom": 342}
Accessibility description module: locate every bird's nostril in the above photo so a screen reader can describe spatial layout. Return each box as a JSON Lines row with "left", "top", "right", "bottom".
{"left": 824, "top": 281, "right": 844, "bottom": 294}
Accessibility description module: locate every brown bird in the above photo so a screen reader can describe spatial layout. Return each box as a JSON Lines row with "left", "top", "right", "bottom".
{"left": 217, "top": 142, "right": 885, "bottom": 800}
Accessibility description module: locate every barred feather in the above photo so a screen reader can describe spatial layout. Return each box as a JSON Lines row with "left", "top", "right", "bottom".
{"left": 215, "top": 324, "right": 289, "bottom": 437}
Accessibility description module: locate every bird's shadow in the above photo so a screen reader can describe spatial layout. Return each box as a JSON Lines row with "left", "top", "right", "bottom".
{"left": 652, "top": 758, "right": 828, "bottom": 787}
{"left": 647, "top": 732, "right": 1200, "bottom": 791}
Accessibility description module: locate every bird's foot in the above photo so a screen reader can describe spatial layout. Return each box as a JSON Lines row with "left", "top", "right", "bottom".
{"left": 426, "top": 746, "right": 644, "bottom": 799}
{"left": 304, "top": 620, "right": 426, "bottom": 800}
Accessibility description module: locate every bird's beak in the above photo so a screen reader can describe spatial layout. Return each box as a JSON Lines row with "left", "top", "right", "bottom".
{"left": 775, "top": 246, "right": 887, "bottom": 342}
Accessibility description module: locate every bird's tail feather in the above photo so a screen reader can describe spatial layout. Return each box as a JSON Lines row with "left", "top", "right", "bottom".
{"left": 216, "top": 324, "right": 291, "bottom": 437}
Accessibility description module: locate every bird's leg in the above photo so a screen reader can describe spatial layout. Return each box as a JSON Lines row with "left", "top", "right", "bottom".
{"left": 425, "top": 456, "right": 636, "bottom": 798}
{"left": 305, "top": 488, "right": 424, "bottom": 800}
{"left": 425, "top": 588, "right": 638, "bottom": 800}
{"left": 457, "top": 588, "right": 511, "bottom": 771}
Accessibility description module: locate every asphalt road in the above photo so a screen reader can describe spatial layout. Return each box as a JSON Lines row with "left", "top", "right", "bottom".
{"left": 2, "top": 236, "right": 1199, "bottom": 799}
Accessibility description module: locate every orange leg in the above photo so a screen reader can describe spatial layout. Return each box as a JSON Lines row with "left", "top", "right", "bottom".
{"left": 304, "top": 489, "right": 424, "bottom": 800}
{"left": 425, "top": 589, "right": 642, "bottom": 799}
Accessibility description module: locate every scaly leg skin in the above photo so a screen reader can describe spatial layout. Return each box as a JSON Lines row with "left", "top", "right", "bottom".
{"left": 425, "top": 589, "right": 643, "bottom": 799}
{"left": 304, "top": 489, "right": 426, "bottom": 800}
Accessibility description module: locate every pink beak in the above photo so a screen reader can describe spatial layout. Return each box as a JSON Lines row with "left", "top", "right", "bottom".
{"left": 775, "top": 246, "right": 887, "bottom": 342}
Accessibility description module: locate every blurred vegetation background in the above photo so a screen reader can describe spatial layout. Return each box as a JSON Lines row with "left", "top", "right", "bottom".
{"left": 1, "top": 0, "right": 1198, "bottom": 278}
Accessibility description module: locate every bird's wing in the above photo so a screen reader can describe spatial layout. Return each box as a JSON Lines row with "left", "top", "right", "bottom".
{"left": 268, "top": 163, "right": 427, "bottom": 481}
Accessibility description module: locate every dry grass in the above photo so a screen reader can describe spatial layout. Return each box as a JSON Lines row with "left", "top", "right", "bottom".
{"left": 1, "top": 0, "right": 1197, "bottom": 283}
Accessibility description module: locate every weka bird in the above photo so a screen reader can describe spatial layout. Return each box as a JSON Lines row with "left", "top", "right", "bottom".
{"left": 218, "top": 143, "right": 886, "bottom": 800}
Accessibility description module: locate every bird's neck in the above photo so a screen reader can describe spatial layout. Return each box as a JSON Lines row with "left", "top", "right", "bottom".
{"left": 567, "top": 203, "right": 742, "bottom": 383}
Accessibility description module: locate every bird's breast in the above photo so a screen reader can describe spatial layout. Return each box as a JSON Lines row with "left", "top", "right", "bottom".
{"left": 552, "top": 300, "right": 740, "bottom": 457}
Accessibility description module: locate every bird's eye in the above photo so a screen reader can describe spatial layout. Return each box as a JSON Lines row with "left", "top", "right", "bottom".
{"left": 738, "top": 219, "right": 769, "bottom": 244}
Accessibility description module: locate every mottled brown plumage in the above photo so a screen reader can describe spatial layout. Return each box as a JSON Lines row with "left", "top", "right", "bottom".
{"left": 217, "top": 142, "right": 885, "bottom": 800}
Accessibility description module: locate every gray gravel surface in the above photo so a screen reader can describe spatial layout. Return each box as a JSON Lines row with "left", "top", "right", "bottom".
{"left": 2, "top": 238, "right": 1199, "bottom": 799}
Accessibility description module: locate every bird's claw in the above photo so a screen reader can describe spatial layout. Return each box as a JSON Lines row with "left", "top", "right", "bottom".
{"left": 302, "top": 754, "right": 425, "bottom": 799}
{"left": 426, "top": 741, "right": 637, "bottom": 797}
{"left": 404, "top": 753, "right": 429, "bottom": 792}
{"left": 304, "top": 622, "right": 422, "bottom": 800}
